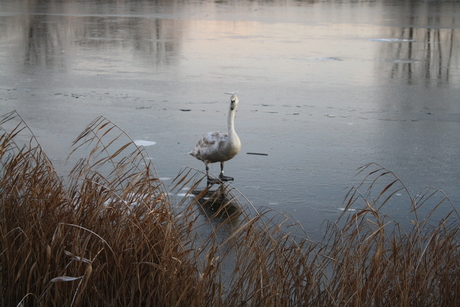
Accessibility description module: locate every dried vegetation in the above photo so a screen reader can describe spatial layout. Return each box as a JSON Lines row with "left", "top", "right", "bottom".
{"left": 1, "top": 111, "right": 459, "bottom": 306}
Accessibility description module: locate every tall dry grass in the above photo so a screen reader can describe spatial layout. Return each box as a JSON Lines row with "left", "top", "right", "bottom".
{"left": 1, "top": 110, "right": 459, "bottom": 306}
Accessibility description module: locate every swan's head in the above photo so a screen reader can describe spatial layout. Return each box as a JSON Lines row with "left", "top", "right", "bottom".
{"left": 230, "top": 95, "right": 239, "bottom": 111}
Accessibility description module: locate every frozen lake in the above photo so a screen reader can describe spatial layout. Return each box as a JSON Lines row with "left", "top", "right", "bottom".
{"left": 1, "top": 0, "right": 459, "bottom": 238}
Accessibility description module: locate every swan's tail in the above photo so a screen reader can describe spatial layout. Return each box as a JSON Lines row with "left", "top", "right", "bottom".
{"left": 189, "top": 148, "right": 198, "bottom": 159}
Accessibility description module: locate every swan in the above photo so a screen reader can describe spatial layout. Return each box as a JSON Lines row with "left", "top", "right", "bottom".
{"left": 189, "top": 95, "right": 241, "bottom": 184}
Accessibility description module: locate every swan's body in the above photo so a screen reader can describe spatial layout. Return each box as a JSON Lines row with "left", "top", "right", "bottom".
{"left": 189, "top": 95, "right": 241, "bottom": 183}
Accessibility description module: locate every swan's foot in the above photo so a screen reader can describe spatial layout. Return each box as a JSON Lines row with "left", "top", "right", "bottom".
{"left": 207, "top": 177, "right": 220, "bottom": 185}
{"left": 219, "top": 174, "right": 234, "bottom": 182}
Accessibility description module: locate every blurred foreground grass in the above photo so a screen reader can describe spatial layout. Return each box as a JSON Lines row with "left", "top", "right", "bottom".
{"left": 1, "top": 111, "right": 458, "bottom": 306}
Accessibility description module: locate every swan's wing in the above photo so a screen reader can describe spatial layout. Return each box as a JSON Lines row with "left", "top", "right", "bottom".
{"left": 201, "top": 131, "right": 228, "bottom": 146}
{"left": 189, "top": 131, "right": 228, "bottom": 161}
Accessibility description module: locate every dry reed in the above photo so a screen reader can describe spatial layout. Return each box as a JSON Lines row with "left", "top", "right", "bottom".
{"left": 1, "top": 111, "right": 458, "bottom": 306}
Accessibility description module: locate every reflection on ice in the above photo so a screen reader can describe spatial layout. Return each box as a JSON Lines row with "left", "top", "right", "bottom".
{"left": 370, "top": 38, "right": 413, "bottom": 43}
{"left": 293, "top": 57, "right": 342, "bottom": 61}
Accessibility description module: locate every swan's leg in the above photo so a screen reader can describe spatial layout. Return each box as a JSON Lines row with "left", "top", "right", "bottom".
{"left": 219, "top": 162, "right": 234, "bottom": 181}
{"left": 206, "top": 163, "right": 219, "bottom": 185}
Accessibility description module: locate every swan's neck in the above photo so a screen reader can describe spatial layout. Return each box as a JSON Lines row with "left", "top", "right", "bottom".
{"left": 227, "top": 107, "right": 237, "bottom": 137}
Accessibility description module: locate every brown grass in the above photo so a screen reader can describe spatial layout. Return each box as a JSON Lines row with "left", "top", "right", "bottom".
{"left": 1, "top": 110, "right": 459, "bottom": 306}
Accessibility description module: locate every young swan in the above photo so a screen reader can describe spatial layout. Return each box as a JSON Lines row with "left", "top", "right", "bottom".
{"left": 189, "top": 95, "right": 241, "bottom": 184}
